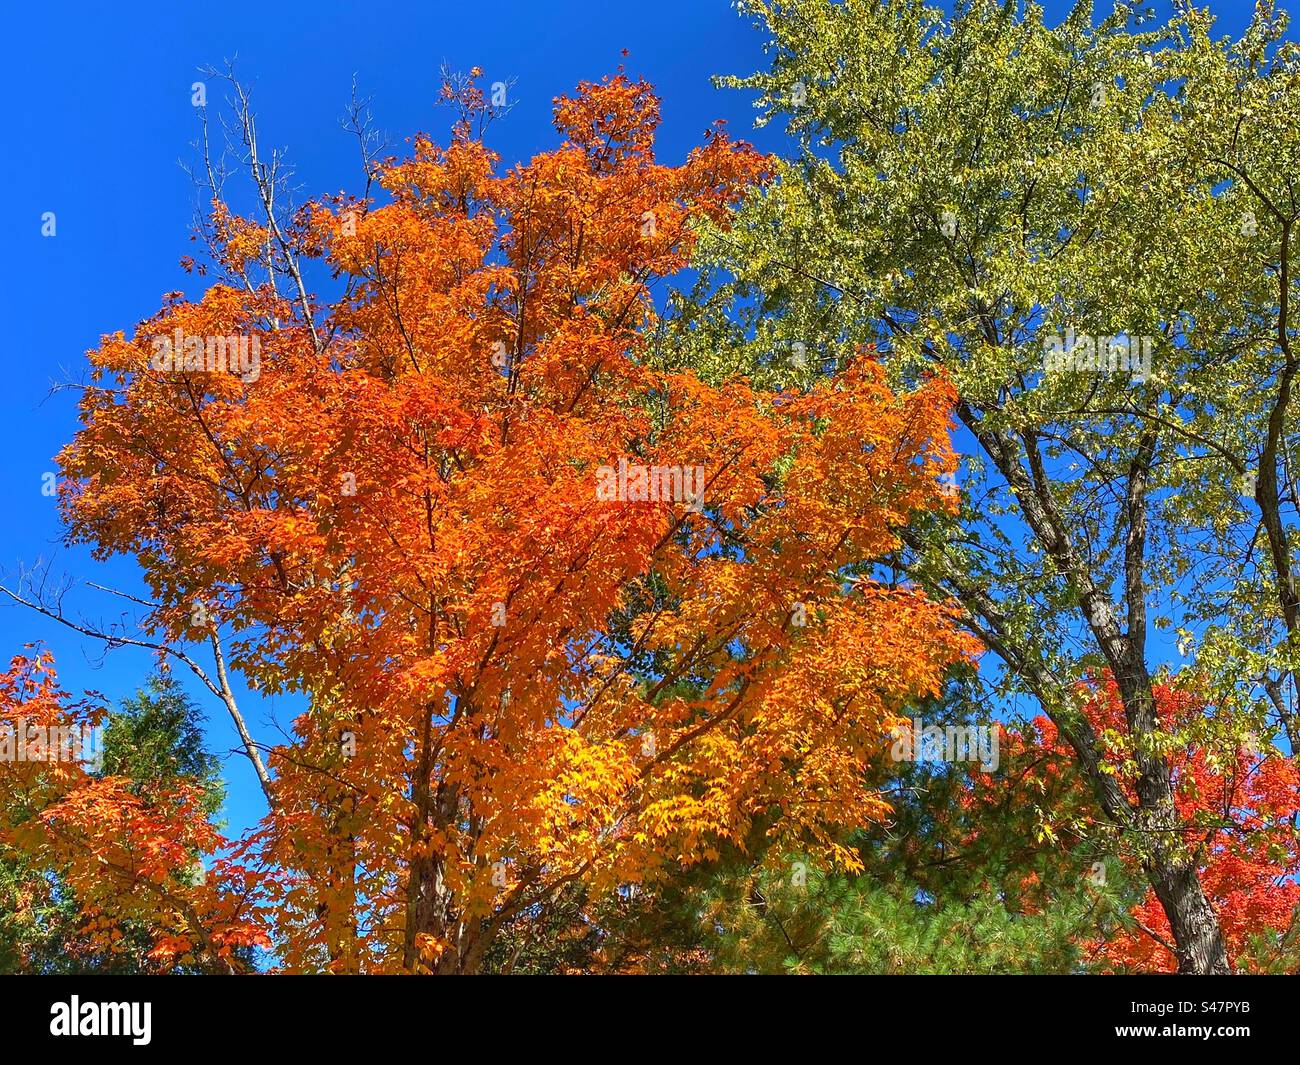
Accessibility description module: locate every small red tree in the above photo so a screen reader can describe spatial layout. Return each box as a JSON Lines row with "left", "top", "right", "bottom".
{"left": 963, "top": 675, "right": 1300, "bottom": 972}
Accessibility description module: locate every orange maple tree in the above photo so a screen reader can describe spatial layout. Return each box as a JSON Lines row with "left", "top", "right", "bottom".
{"left": 3, "top": 73, "right": 975, "bottom": 972}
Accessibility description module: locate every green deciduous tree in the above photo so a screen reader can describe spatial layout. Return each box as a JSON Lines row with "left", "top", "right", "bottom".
{"left": 678, "top": 0, "right": 1300, "bottom": 972}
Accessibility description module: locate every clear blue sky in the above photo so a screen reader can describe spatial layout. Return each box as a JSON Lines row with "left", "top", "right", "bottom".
{"left": 0, "top": 0, "right": 1264, "bottom": 838}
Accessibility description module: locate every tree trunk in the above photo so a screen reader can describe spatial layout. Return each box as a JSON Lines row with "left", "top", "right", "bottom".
{"left": 1146, "top": 852, "right": 1233, "bottom": 974}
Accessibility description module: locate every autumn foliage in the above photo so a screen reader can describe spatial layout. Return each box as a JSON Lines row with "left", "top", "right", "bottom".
{"left": 966, "top": 676, "right": 1300, "bottom": 974}
{"left": 0, "top": 74, "right": 976, "bottom": 972}
{"left": 0, "top": 654, "right": 269, "bottom": 968}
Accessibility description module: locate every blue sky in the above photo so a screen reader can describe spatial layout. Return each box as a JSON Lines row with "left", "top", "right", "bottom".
{"left": 0, "top": 0, "right": 1266, "bottom": 838}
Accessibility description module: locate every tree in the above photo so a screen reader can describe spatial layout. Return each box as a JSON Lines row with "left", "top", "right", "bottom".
{"left": 975, "top": 674, "right": 1300, "bottom": 973}
{"left": 687, "top": 0, "right": 1300, "bottom": 972}
{"left": 482, "top": 676, "right": 1117, "bottom": 974}
{"left": 0, "top": 656, "right": 256, "bottom": 972}
{"left": 3, "top": 70, "right": 975, "bottom": 972}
